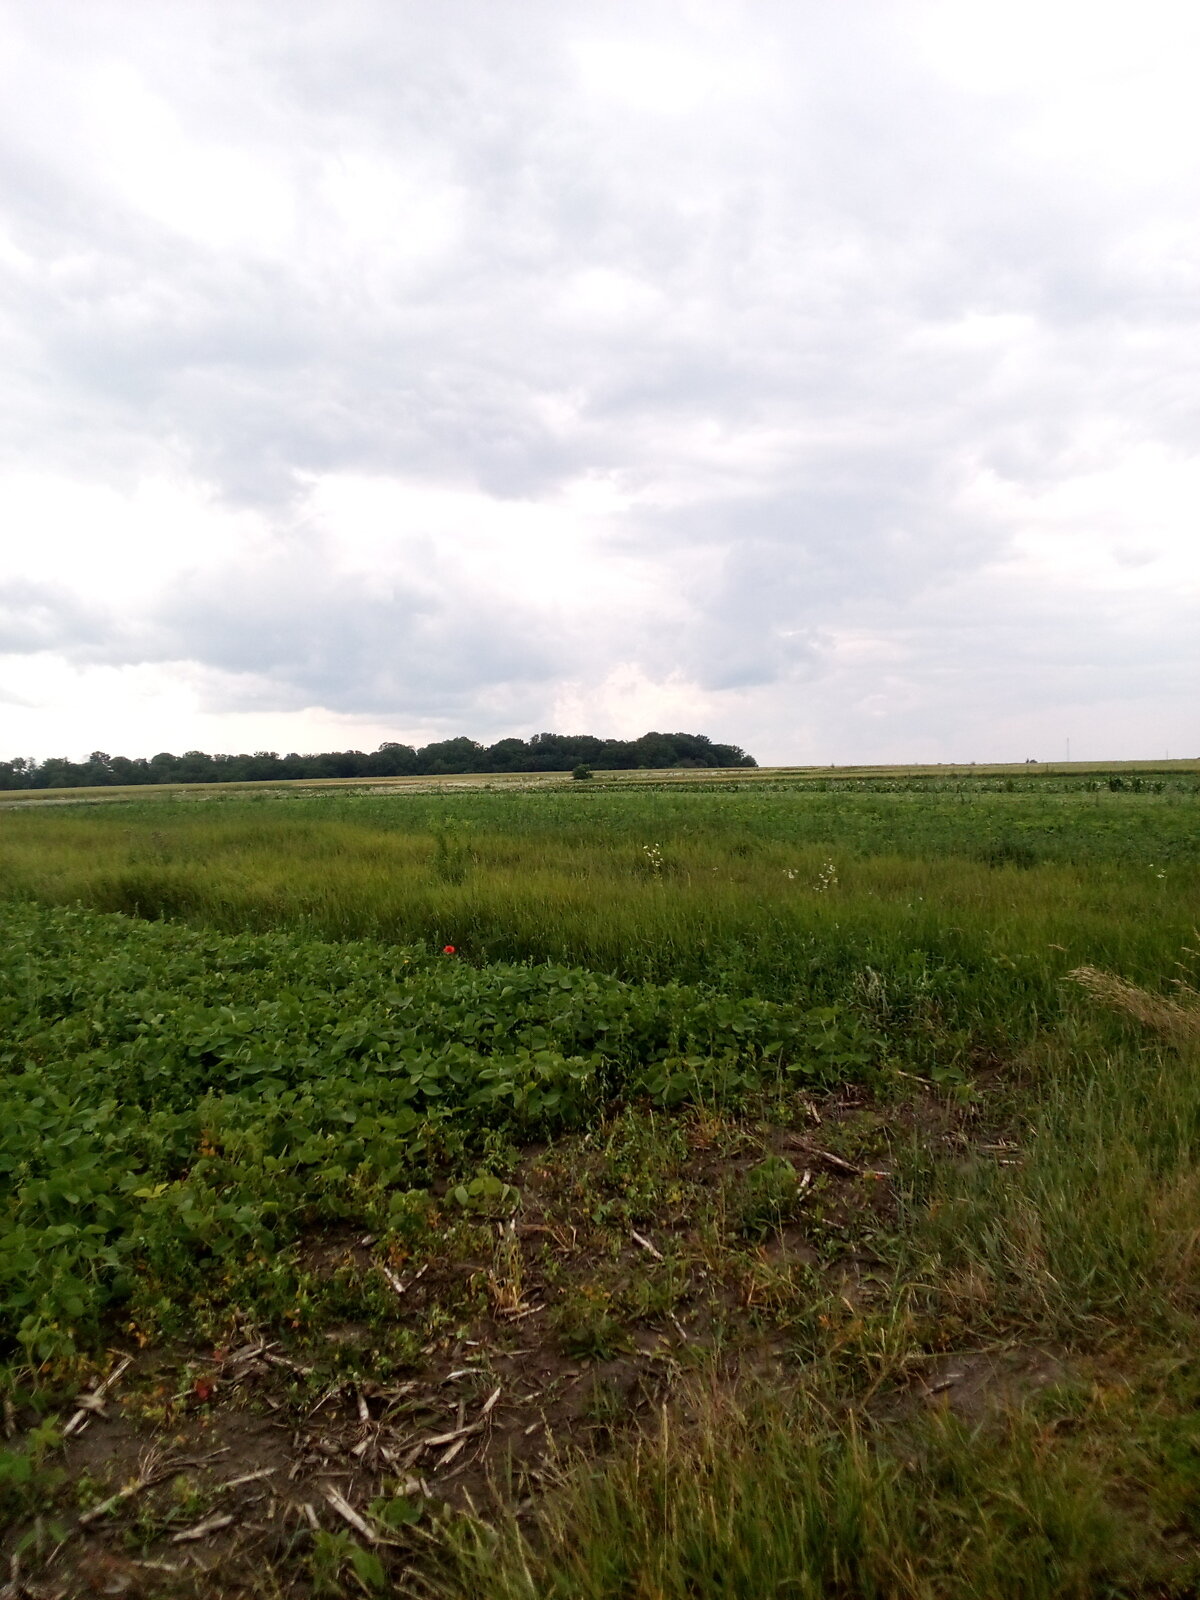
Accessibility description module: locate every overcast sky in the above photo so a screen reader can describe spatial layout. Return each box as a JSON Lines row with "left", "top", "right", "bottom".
{"left": 1, "top": 0, "right": 1197, "bottom": 765}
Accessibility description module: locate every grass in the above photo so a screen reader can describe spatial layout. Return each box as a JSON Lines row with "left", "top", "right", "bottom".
{"left": 1, "top": 768, "right": 1199, "bottom": 1595}
{"left": 914, "top": 1032, "right": 1200, "bottom": 1339}
{"left": 426, "top": 1389, "right": 1149, "bottom": 1600}
{"left": 0, "top": 780, "right": 1196, "bottom": 1057}
{"left": 425, "top": 1015, "right": 1200, "bottom": 1599}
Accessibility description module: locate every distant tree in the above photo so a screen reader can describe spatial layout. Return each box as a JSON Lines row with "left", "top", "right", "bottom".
{"left": 0, "top": 730, "right": 758, "bottom": 790}
{"left": 632, "top": 732, "right": 677, "bottom": 768}
{"left": 420, "top": 737, "right": 486, "bottom": 774}
{"left": 486, "top": 737, "right": 530, "bottom": 772}
{"left": 370, "top": 742, "right": 418, "bottom": 777}
{"left": 0, "top": 756, "right": 33, "bottom": 789}
{"left": 176, "top": 750, "right": 215, "bottom": 783}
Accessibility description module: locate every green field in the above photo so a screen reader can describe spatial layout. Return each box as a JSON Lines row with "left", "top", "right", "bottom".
{"left": 2, "top": 770, "right": 1199, "bottom": 1596}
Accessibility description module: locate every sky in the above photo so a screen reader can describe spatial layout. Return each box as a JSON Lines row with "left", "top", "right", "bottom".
{"left": 1, "top": 0, "right": 1197, "bottom": 767}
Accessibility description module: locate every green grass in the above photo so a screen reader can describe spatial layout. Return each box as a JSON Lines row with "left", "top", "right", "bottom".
{"left": 3, "top": 770, "right": 1200, "bottom": 1595}
{"left": 0, "top": 782, "right": 1195, "bottom": 1058}
{"left": 427, "top": 1389, "right": 1155, "bottom": 1600}
{"left": 911, "top": 1030, "right": 1200, "bottom": 1339}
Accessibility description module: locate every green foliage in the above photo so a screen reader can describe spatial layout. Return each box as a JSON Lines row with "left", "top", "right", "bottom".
{"left": 554, "top": 1285, "right": 633, "bottom": 1361}
{"left": 0, "top": 901, "right": 876, "bottom": 1361}
{"left": 432, "top": 822, "right": 471, "bottom": 885}
{"left": 3, "top": 773, "right": 1200, "bottom": 1591}
{"left": 0, "top": 779, "right": 1194, "bottom": 1054}
{"left": 309, "top": 1529, "right": 386, "bottom": 1595}
{"left": 370, "top": 1491, "right": 424, "bottom": 1530}
{"left": 733, "top": 1155, "right": 805, "bottom": 1240}
{"left": 451, "top": 1174, "right": 521, "bottom": 1214}
{"left": 980, "top": 835, "right": 1039, "bottom": 869}
{"left": 1, "top": 776, "right": 1196, "bottom": 1363}
{"left": 0, "top": 1418, "right": 63, "bottom": 1523}
{"left": 0, "top": 729, "right": 756, "bottom": 790}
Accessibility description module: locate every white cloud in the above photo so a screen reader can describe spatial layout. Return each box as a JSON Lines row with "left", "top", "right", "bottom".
{"left": 569, "top": 34, "right": 769, "bottom": 117}
{"left": 85, "top": 64, "right": 296, "bottom": 253}
{"left": 0, "top": 473, "right": 273, "bottom": 608}
{"left": 0, "top": 0, "right": 1196, "bottom": 763}
{"left": 551, "top": 664, "right": 715, "bottom": 741}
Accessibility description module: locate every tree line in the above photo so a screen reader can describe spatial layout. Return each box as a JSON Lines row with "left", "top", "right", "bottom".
{"left": 0, "top": 731, "right": 757, "bottom": 790}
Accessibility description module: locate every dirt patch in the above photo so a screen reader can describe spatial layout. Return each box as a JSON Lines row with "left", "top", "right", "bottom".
{"left": 908, "top": 1347, "right": 1070, "bottom": 1420}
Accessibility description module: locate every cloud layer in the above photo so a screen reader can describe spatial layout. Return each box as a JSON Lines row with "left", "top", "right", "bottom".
{"left": 1, "top": 0, "right": 1197, "bottom": 762}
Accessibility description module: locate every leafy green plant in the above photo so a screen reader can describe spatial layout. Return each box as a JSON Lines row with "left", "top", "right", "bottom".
{"left": 554, "top": 1285, "right": 632, "bottom": 1361}
{"left": 0, "top": 1418, "right": 64, "bottom": 1523}
{"left": 733, "top": 1155, "right": 806, "bottom": 1241}
{"left": 0, "top": 902, "right": 880, "bottom": 1360}
{"left": 309, "top": 1529, "right": 386, "bottom": 1596}
{"left": 451, "top": 1173, "right": 521, "bottom": 1215}
{"left": 370, "top": 1490, "right": 425, "bottom": 1531}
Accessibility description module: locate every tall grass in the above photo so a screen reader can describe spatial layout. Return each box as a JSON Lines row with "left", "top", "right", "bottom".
{"left": 0, "top": 790, "right": 1195, "bottom": 1052}
{"left": 1068, "top": 965, "right": 1200, "bottom": 1044}
{"left": 423, "top": 1386, "right": 1144, "bottom": 1600}
{"left": 907, "top": 978, "right": 1200, "bottom": 1338}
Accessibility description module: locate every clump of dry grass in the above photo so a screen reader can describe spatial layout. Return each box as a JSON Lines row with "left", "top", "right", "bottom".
{"left": 486, "top": 1222, "right": 530, "bottom": 1316}
{"left": 1068, "top": 965, "right": 1200, "bottom": 1046}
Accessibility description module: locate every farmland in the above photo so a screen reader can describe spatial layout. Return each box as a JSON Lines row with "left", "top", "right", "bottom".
{"left": 2, "top": 767, "right": 1199, "bottom": 1596}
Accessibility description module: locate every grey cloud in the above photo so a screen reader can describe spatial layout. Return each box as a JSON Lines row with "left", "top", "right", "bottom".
{"left": 0, "top": 6, "right": 1086, "bottom": 501}
{"left": 0, "top": 581, "right": 109, "bottom": 654}
{"left": 0, "top": 0, "right": 1196, "bottom": 752}
{"left": 143, "top": 559, "right": 567, "bottom": 718}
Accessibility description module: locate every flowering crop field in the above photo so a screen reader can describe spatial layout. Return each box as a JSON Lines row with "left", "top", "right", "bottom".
{"left": 2, "top": 770, "right": 1199, "bottom": 1597}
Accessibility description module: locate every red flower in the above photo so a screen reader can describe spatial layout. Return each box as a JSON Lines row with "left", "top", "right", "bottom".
{"left": 192, "top": 1377, "right": 215, "bottom": 1403}
{"left": 442, "top": 944, "right": 457, "bottom": 955}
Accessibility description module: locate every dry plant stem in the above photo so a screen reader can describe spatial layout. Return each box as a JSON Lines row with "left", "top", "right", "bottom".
{"left": 631, "top": 1231, "right": 664, "bottom": 1261}
{"left": 784, "top": 1139, "right": 889, "bottom": 1179}
{"left": 63, "top": 1353, "right": 133, "bottom": 1437}
{"left": 379, "top": 1262, "right": 429, "bottom": 1297}
{"left": 171, "top": 1514, "right": 235, "bottom": 1544}
{"left": 79, "top": 1451, "right": 172, "bottom": 1527}
{"left": 1068, "top": 965, "right": 1200, "bottom": 1045}
{"left": 322, "top": 1485, "right": 378, "bottom": 1542}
